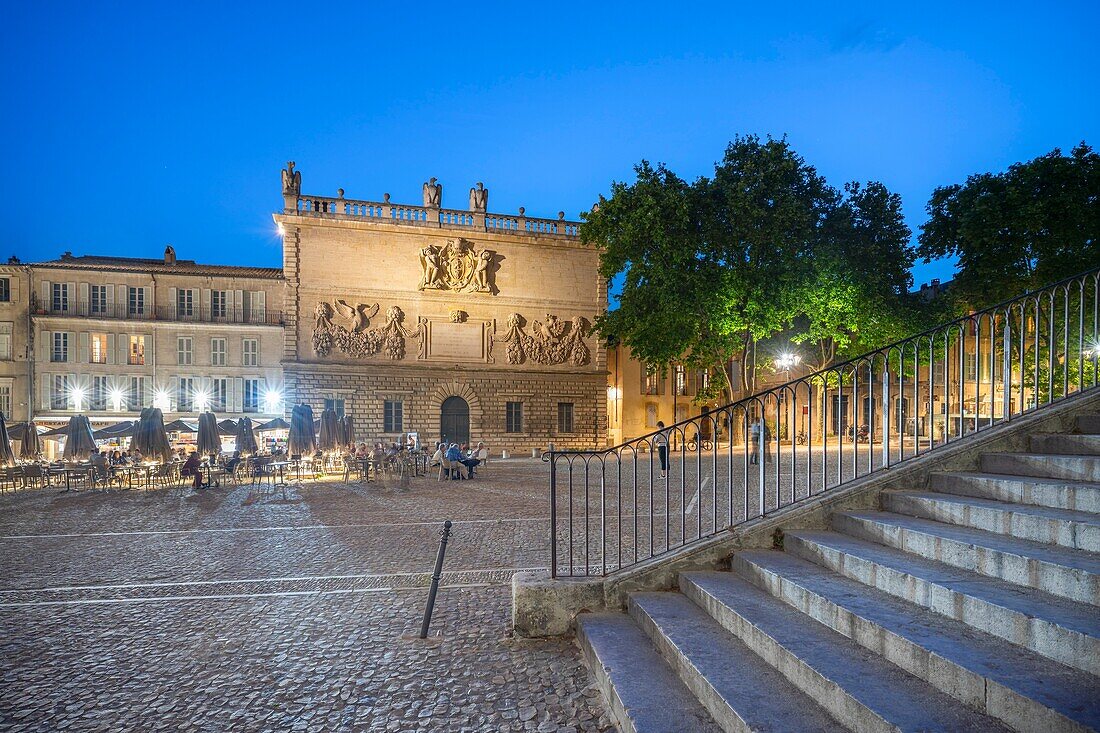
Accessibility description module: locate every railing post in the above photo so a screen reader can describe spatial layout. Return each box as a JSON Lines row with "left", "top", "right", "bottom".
{"left": 418, "top": 519, "right": 452, "bottom": 639}
{"left": 757, "top": 416, "right": 764, "bottom": 515}
{"left": 1002, "top": 323, "right": 1012, "bottom": 421}
{"left": 882, "top": 370, "right": 890, "bottom": 468}
{"left": 548, "top": 442, "right": 557, "bottom": 578}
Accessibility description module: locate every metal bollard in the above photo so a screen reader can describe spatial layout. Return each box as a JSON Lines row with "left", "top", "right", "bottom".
{"left": 419, "top": 520, "right": 453, "bottom": 639}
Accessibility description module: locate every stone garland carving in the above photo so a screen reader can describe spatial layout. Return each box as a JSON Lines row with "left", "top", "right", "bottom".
{"left": 312, "top": 300, "right": 409, "bottom": 360}
{"left": 495, "top": 314, "right": 590, "bottom": 366}
{"left": 419, "top": 238, "right": 497, "bottom": 294}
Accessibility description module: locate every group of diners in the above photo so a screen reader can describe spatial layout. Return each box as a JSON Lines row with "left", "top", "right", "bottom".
{"left": 429, "top": 441, "right": 487, "bottom": 480}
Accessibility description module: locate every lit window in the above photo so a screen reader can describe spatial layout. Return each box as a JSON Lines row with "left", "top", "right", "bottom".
{"left": 90, "top": 333, "right": 108, "bottom": 364}
{"left": 129, "top": 335, "right": 145, "bottom": 365}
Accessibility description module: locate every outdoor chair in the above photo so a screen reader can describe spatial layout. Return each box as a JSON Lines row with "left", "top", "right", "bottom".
{"left": 437, "top": 456, "right": 461, "bottom": 481}
{"left": 343, "top": 456, "right": 363, "bottom": 484}
{"left": 21, "top": 464, "right": 44, "bottom": 489}
{"left": 0, "top": 467, "right": 19, "bottom": 493}
{"left": 476, "top": 447, "right": 489, "bottom": 475}
{"left": 92, "top": 464, "right": 123, "bottom": 490}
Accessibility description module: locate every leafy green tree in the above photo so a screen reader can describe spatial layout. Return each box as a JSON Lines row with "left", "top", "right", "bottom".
{"left": 918, "top": 142, "right": 1100, "bottom": 309}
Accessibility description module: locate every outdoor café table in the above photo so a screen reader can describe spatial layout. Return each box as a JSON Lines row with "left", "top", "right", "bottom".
{"left": 198, "top": 464, "right": 225, "bottom": 488}
{"left": 55, "top": 465, "right": 93, "bottom": 492}
{"left": 267, "top": 461, "right": 291, "bottom": 488}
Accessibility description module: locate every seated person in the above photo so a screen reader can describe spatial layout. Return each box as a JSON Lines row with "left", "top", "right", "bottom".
{"left": 429, "top": 442, "right": 445, "bottom": 468}
{"left": 225, "top": 450, "right": 243, "bottom": 473}
{"left": 181, "top": 451, "right": 203, "bottom": 489}
{"left": 445, "top": 443, "right": 480, "bottom": 479}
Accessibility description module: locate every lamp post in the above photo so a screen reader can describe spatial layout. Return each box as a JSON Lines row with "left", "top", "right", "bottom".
{"left": 777, "top": 353, "right": 801, "bottom": 442}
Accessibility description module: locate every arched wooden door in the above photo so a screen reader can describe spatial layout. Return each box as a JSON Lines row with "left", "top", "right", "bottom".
{"left": 440, "top": 396, "right": 470, "bottom": 445}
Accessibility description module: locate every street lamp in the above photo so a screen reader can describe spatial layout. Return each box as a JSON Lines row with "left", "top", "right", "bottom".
{"left": 109, "top": 388, "right": 125, "bottom": 412}
{"left": 153, "top": 389, "right": 171, "bottom": 411}
{"left": 263, "top": 388, "right": 283, "bottom": 414}
{"left": 70, "top": 386, "right": 85, "bottom": 412}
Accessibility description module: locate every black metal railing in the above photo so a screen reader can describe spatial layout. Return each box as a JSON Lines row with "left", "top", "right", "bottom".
{"left": 33, "top": 301, "right": 283, "bottom": 325}
{"left": 547, "top": 267, "right": 1100, "bottom": 578}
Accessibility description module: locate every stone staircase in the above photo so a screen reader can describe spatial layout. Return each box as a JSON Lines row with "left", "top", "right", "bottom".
{"left": 578, "top": 416, "right": 1100, "bottom": 732}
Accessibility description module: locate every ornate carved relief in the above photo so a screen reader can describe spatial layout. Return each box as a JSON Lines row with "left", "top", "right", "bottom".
{"left": 494, "top": 314, "right": 590, "bottom": 366}
{"left": 450, "top": 310, "right": 467, "bottom": 323}
{"left": 418, "top": 238, "right": 497, "bottom": 294}
{"left": 311, "top": 301, "right": 409, "bottom": 360}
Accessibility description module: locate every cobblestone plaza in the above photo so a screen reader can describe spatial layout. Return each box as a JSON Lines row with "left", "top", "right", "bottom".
{"left": 0, "top": 463, "right": 614, "bottom": 732}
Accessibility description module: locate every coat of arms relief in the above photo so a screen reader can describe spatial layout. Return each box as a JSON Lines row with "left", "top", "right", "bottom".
{"left": 419, "top": 238, "right": 497, "bottom": 295}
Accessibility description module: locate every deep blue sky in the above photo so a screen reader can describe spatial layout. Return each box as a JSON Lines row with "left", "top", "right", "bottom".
{"left": 2, "top": 1, "right": 1097, "bottom": 290}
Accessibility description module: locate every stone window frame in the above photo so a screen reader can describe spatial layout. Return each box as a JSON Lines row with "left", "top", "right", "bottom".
{"left": 556, "top": 401, "right": 575, "bottom": 434}
{"left": 210, "top": 337, "right": 227, "bottom": 367}
{"left": 0, "top": 278, "right": 9, "bottom": 303}
{"left": 505, "top": 401, "right": 524, "bottom": 434}
{"left": 177, "top": 336, "right": 193, "bottom": 366}
{"left": 383, "top": 399, "right": 403, "bottom": 434}
{"left": 0, "top": 378, "right": 12, "bottom": 418}
{"left": 242, "top": 338, "right": 258, "bottom": 367}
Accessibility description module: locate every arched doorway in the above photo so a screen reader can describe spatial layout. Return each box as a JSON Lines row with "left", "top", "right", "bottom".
{"left": 440, "top": 396, "right": 470, "bottom": 445}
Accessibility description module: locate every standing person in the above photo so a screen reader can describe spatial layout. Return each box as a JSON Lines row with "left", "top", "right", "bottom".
{"left": 654, "top": 421, "right": 669, "bottom": 480}
{"left": 749, "top": 417, "right": 761, "bottom": 465}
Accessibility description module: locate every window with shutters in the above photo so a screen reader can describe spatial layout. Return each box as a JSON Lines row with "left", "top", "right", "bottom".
{"left": 211, "top": 338, "right": 227, "bottom": 366}
{"left": 211, "top": 290, "right": 228, "bottom": 318}
{"left": 211, "top": 378, "right": 228, "bottom": 412}
{"left": 177, "top": 377, "right": 194, "bottom": 412}
{"left": 177, "top": 289, "right": 195, "bottom": 317}
{"left": 383, "top": 400, "right": 403, "bottom": 433}
{"left": 90, "top": 333, "right": 108, "bottom": 364}
{"left": 177, "top": 337, "right": 192, "bottom": 366}
{"left": 0, "top": 323, "right": 11, "bottom": 360}
{"left": 243, "top": 379, "right": 260, "bottom": 413}
{"left": 91, "top": 376, "right": 108, "bottom": 411}
{"left": 965, "top": 353, "right": 978, "bottom": 381}
{"left": 51, "top": 375, "right": 70, "bottom": 410}
{"left": 129, "top": 336, "right": 145, "bottom": 365}
{"left": 242, "top": 338, "right": 258, "bottom": 367}
{"left": 90, "top": 285, "right": 107, "bottom": 315}
{"left": 127, "top": 287, "right": 144, "bottom": 316}
{"left": 557, "top": 402, "right": 574, "bottom": 433}
{"left": 506, "top": 401, "right": 524, "bottom": 433}
{"left": 52, "top": 332, "right": 69, "bottom": 362}
{"left": 643, "top": 364, "right": 661, "bottom": 395}
{"left": 674, "top": 365, "right": 687, "bottom": 395}
{"left": 52, "top": 283, "right": 69, "bottom": 313}
{"left": 0, "top": 383, "right": 11, "bottom": 418}
{"left": 0, "top": 278, "right": 9, "bottom": 302}
{"left": 126, "top": 377, "right": 145, "bottom": 411}
{"left": 324, "top": 398, "right": 345, "bottom": 417}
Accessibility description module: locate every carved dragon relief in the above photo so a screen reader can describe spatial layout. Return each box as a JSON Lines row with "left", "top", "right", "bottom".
{"left": 494, "top": 313, "right": 590, "bottom": 366}
{"left": 312, "top": 300, "right": 409, "bottom": 360}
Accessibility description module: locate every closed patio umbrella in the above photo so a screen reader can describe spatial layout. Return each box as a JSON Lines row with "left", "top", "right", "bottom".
{"left": 217, "top": 419, "right": 239, "bottom": 436}
{"left": 196, "top": 412, "right": 221, "bottom": 457}
{"left": 92, "top": 421, "right": 136, "bottom": 441}
{"left": 18, "top": 421, "right": 41, "bottom": 460}
{"left": 318, "top": 408, "right": 340, "bottom": 452}
{"left": 132, "top": 407, "right": 173, "bottom": 462}
{"left": 235, "top": 416, "right": 258, "bottom": 455}
{"left": 0, "top": 414, "right": 15, "bottom": 467}
{"left": 288, "top": 403, "right": 316, "bottom": 456}
{"left": 254, "top": 417, "right": 290, "bottom": 432}
{"left": 61, "top": 415, "right": 97, "bottom": 461}
{"left": 163, "top": 419, "right": 197, "bottom": 433}
{"left": 340, "top": 414, "right": 356, "bottom": 450}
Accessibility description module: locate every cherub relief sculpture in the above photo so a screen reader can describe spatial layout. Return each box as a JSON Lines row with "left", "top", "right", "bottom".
{"left": 494, "top": 313, "right": 590, "bottom": 366}
{"left": 422, "top": 177, "right": 442, "bottom": 207}
{"left": 281, "top": 161, "right": 301, "bottom": 196}
{"left": 469, "top": 182, "right": 488, "bottom": 212}
{"left": 311, "top": 300, "right": 407, "bottom": 360}
{"left": 418, "top": 238, "right": 498, "bottom": 294}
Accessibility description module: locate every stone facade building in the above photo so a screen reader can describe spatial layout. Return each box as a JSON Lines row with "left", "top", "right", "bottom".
{"left": 27, "top": 250, "right": 285, "bottom": 429}
{"left": 276, "top": 164, "right": 607, "bottom": 451}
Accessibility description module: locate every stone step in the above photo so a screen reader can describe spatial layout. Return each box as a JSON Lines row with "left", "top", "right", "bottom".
{"left": 677, "top": 571, "right": 1014, "bottom": 733}
{"left": 1031, "top": 433, "right": 1100, "bottom": 456}
{"left": 981, "top": 452, "right": 1100, "bottom": 482}
{"left": 625, "top": 592, "right": 846, "bottom": 733}
{"left": 883, "top": 490, "right": 1100, "bottom": 551}
{"left": 834, "top": 511, "right": 1100, "bottom": 605}
{"left": 928, "top": 471, "right": 1100, "bottom": 513}
{"left": 1076, "top": 415, "right": 1100, "bottom": 434}
{"left": 727, "top": 552, "right": 1100, "bottom": 733}
{"left": 576, "top": 612, "right": 722, "bottom": 733}
{"left": 785, "top": 530, "right": 1100, "bottom": 676}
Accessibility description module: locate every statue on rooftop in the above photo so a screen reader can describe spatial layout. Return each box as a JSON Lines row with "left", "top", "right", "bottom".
{"left": 281, "top": 161, "right": 301, "bottom": 196}
{"left": 469, "top": 182, "right": 488, "bottom": 212}
{"left": 422, "top": 177, "right": 442, "bottom": 208}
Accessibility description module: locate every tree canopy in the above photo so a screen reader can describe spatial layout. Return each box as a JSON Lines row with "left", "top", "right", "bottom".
{"left": 584, "top": 135, "right": 917, "bottom": 401}
{"left": 918, "top": 142, "right": 1100, "bottom": 309}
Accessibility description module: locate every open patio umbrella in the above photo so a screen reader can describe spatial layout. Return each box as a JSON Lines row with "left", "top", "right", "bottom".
{"left": 217, "top": 419, "right": 239, "bottom": 436}
{"left": 163, "top": 419, "right": 197, "bottom": 433}
{"left": 288, "top": 403, "right": 316, "bottom": 456}
{"left": 235, "top": 416, "right": 258, "bottom": 455}
{"left": 196, "top": 412, "right": 221, "bottom": 457}
{"left": 61, "top": 415, "right": 97, "bottom": 461}
{"left": 340, "top": 414, "right": 356, "bottom": 450}
{"left": 92, "top": 421, "right": 136, "bottom": 441}
{"left": 38, "top": 424, "right": 71, "bottom": 438}
{"left": 0, "top": 414, "right": 16, "bottom": 467}
{"left": 132, "top": 407, "right": 173, "bottom": 462}
{"left": 254, "top": 417, "right": 290, "bottom": 432}
{"left": 18, "top": 421, "right": 41, "bottom": 460}
{"left": 317, "top": 408, "right": 340, "bottom": 452}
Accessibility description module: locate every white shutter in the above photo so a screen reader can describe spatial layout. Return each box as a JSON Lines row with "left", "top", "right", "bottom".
{"left": 255, "top": 291, "right": 266, "bottom": 321}
{"left": 118, "top": 333, "right": 129, "bottom": 365}
{"left": 146, "top": 333, "right": 154, "bottom": 365}
{"left": 202, "top": 289, "right": 211, "bottom": 316}
{"left": 234, "top": 290, "right": 243, "bottom": 322}
{"left": 105, "top": 284, "right": 114, "bottom": 311}
{"left": 40, "top": 280, "right": 50, "bottom": 311}
{"left": 169, "top": 287, "right": 177, "bottom": 317}
{"left": 232, "top": 377, "right": 243, "bottom": 413}
{"left": 169, "top": 376, "right": 179, "bottom": 412}
{"left": 8, "top": 276, "right": 18, "bottom": 301}
{"left": 40, "top": 374, "right": 51, "bottom": 410}
{"left": 79, "top": 282, "right": 89, "bottom": 309}
{"left": 143, "top": 287, "right": 151, "bottom": 316}
{"left": 40, "top": 330, "right": 51, "bottom": 361}
{"left": 143, "top": 378, "right": 153, "bottom": 409}
{"left": 107, "top": 334, "right": 116, "bottom": 364}
{"left": 66, "top": 332, "right": 76, "bottom": 362}
{"left": 78, "top": 332, "right": 89, "bottom": 363}
{"left": 117, "top": 285, "right": 127, "bottom": 312}
{"left": 66, "top": 283, "right": 76, "bottom": 312}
